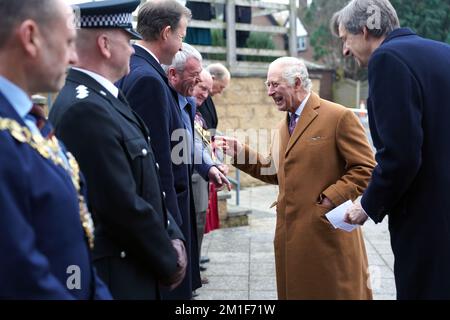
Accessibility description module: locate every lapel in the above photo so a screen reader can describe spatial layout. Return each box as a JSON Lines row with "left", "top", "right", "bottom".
{"left": 285, "top": 92, "right": 320, "bottom": 156}
{"left": 133, "top": 45, "right": 181, "bottom": 115}
{"left": 133, "top": 45, "right": 167, "bottom": 79}
{"left": 67, "top": 69, "right": 146, "bottom": 134}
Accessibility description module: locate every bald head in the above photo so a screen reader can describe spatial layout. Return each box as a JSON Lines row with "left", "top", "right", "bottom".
{"left": 193, "top": 69, "right": 213, "bottom": 107}
{"left": 206, "top": 63, "right": 230, "bottom": 96}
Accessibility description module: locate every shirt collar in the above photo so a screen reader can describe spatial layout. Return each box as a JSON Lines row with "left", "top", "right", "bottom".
{"left": 289, "top": 92, "right": 311, "bottom": 118}
{"left": 178, "top": 93, "right": 189, "bottom": 111}
{"left": 134, "top": 43, "right": 160, "bottom": 64}
{"left": 72, "top": 67, "right": 119, "bottom": 98}
{"left": 0, "top": 76, "right": 32, "bottom": 119}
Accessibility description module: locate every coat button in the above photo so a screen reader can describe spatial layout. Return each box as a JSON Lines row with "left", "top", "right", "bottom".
{"left": 141, "top": 148, "right": 148, "bottom": 156}
{"left": 155, "top": 162, "right": 160, "bottom": 170}
{"left": 167, "top": 219, "right": 170, "bottom": 227}
{"left": 162, "top": 191, "right": 166, "bottom": 199}
{"left": 120, "top": 251, "right": 126, "bottom": 258}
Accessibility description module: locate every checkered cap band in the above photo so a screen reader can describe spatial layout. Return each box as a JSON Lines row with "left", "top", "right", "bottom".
{"left": 79, "top": 13, "right": 132, "bottom": 28}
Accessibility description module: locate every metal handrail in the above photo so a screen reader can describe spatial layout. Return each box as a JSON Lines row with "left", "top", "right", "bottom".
{"left": 226, "top": 169, "right": 241, "bottom": 206}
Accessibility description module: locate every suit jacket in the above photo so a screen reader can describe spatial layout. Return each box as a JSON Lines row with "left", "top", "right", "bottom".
{"left": 117, "top": 45, "right": 201, "bottom": 299}
{"left": 198, "top": 96, "right": 218, "bottom": 130}
{"left": 49, "top": 69, "right": 183, "bottom": 300}
{"left": 361, "top": 28, "right": 450, "bottom": 299}
{"left": 0, "top": 91, "right": 111, "bottom": 299}
{"left": 234, "top": 92, "right": 376, "bottom": 299}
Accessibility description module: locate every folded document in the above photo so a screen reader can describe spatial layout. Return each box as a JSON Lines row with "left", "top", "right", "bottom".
{"left": 325, "top": 200, "right": 358, "bottom": 232}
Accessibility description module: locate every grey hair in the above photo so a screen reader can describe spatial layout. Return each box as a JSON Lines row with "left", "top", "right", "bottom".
{"left": 206, "top": 63, "right": 230, "bottom": 81}
{"left": 271, "top": 57, "right": 312, "bottom": 93}
{"left": 137, "top": 0, "right": 191, "bottom": 42}
{"left": 0, "top": 0, "right": 60, "bottom": 48}
{"left": 163, "top": 42, "right": 202, "bottom": 73}
{"left": 331, "top": 0, "right": 400, "bottom": 38}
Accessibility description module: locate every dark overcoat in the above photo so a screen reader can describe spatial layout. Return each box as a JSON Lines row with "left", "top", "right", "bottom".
{"left": 361, "top": 28, "right": 450, "bottom": 299}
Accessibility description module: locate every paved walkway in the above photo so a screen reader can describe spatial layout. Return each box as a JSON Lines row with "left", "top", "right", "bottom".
{"left": 196, "top": 185, "right": 396, "bottom": 300}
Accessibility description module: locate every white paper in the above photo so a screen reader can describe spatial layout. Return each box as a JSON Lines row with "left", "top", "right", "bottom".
{"left": 325, "top": 200, "right": 358, "bottom": 232}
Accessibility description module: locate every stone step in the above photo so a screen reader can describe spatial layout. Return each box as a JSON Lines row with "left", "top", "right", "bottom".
{"left": 220, "top": 204, "right": 251, "bottom": 228}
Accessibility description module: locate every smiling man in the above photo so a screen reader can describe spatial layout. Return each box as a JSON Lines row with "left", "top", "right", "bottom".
{"left": 215, "top": 57, "right": 376, "bottom": 300}
{"left": 332, "top": 0, "right": 450, "bottom": 300}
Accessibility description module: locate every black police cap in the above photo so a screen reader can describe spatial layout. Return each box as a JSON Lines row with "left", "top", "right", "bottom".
{"left": 73, "top": 0, "right": 142, "bottom": 40}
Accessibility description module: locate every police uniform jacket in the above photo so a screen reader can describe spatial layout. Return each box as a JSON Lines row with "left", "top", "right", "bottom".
{"left": 49, "top": 69, "right": 183, "bottom": 299}
{"left": 117, "top": 45, "right": 202, "bottom": 299}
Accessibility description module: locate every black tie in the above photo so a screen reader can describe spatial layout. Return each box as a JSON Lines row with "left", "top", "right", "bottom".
{"left": 118, "top": 90, "right": 128, "bottom": 105}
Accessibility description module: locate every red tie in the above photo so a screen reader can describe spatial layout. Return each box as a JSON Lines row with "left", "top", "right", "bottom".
{"left": 28, "top": 104, "right": 46, "bottom": 130}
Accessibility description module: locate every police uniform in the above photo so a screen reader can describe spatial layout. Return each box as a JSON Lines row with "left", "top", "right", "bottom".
{"left": 49, "top": 0, "right": 184, "bottom": 300}
{"left": 0, "top": 79, "right": 111, "bottom": 298}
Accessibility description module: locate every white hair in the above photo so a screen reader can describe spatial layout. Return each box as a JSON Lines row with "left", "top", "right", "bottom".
{"left": 206, "top": 63, "right": 230, "bottom": 81}
{"left": 271, "top": 57, "right": 312, "bottom": 93}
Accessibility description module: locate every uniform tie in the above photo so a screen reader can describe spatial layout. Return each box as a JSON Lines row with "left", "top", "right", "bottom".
{"left": 28, "top": 103, "right": 54, "bottom": 138}
{"left": 288, "top": 113, "right": 298, "bottom": 136}
{"left": 28, "top": 104, "right": 46, "bottom": 130}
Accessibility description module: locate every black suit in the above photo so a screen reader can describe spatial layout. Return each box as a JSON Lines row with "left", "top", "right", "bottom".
{"left": 198, "top": 96, "right": 218, "bottom": 130}
{"left": 49, "top": 69, "right": 183, "bottom": 299}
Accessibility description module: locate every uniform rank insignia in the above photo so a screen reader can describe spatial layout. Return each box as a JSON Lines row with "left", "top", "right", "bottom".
{"left": 76, "top": 85, "right": 89, "bottom": 99}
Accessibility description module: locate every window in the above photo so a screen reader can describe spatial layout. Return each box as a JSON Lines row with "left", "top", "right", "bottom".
{"left": 297, "top": 36, "right": 307, "bottom": 52}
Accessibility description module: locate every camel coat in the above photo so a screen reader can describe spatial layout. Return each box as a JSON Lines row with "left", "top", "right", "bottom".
{"left": 234, "top": 93, "right": 376, "bottom": 299}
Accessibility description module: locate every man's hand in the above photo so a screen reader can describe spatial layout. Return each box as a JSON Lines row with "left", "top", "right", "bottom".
{"left": 344, "top": 202, "right": 369, "bottom": 225}
{"left": 208, "top": 166, "right": 232, "bottom": 191}
{"left": 214, "top": 136, "right": 243, "bottom": 157}
{"left": 160, "top": 239, "right": 187, "bottom": 290}
{"left": 217, "top": 164, "right": 229, "bottom": 175}
{"left": 318, "top": 195, "right": 335, "bottom": 209}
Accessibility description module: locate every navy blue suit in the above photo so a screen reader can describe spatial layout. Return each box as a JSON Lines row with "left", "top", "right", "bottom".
{"left": 0, "top": 92, "right": 111, "bottom": 299}
{"left": 361, "top": 28, "right": 450, "bottom": 299}
{"left": 117, "top": 45, "right": 202, "bottom": 299}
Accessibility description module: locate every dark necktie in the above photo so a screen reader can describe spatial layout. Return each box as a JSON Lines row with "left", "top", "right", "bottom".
{"left": 288, "top": 113, "right": 298, "bottom": 136}
{"left": 29, "top": 104, "right": 46, "bottom": 130}
{"left": 28, "top": 104, "right": 54, "bottom": 138}
{"left": 118, "top": 90, "right": 128, "bottom": 105}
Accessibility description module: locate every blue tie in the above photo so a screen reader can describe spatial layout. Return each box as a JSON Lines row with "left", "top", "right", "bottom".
{"left": 288, "top": 113, "right": 298, "bottom": 136}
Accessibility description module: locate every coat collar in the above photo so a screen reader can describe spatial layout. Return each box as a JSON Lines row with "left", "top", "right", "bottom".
{"left": 381, "top": 28, "right": 416, "bottom": 45}
{"left": 133, "top": 44, "right": 167, "bottom": 81}
{"left": 67, "top": 68, "right": 147, "bottom": 135}
{"left": 283, "top": 91, "right": 320, "bottom": 155}
{"left": 133, "top": 44, "right": 180, "bottom": 105}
